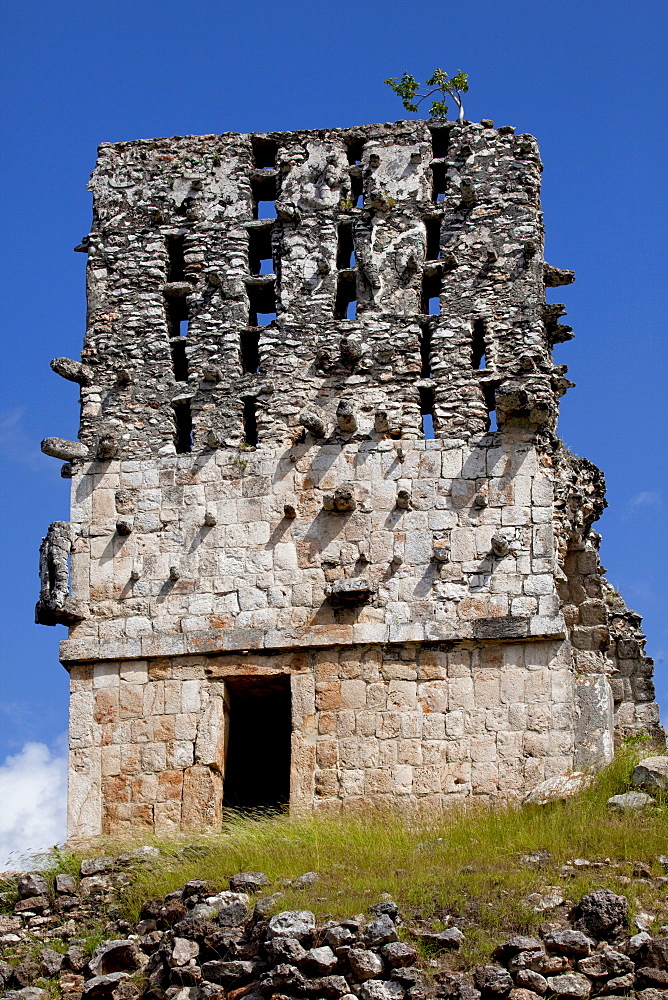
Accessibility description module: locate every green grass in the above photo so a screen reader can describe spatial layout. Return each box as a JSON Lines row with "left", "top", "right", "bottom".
{"left": 18, "top": 740, "right": 668, "bottom": 968}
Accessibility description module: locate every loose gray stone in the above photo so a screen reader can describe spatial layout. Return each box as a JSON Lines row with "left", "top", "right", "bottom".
{"left": 545, "top": 973, "right": 591, "bottom": 998}
{"left": 38, "top": 947, "right": 64, "bottom": 977}
{"left": 607, "top": 791, "right": 655, "bottom": 811}
{"left": 571, "top": 889, "right": 629, "bottom": 941}
{"left": 514, "top": 971, "right": 548, "bottom": 994}
{"left": 431, "top": 927, "right": 465, "bottom": 949}
{"left": 55, "top": 873, "right": 78, "bottom": 895}
{"left": 81, "top": 973, "right": 131, "bottom": 998}
{"left": 17, "top": 873, "right": 49, "bottom": 899}
{"left": 88, "top": 938, "right": 141, "bottom": 976}
{"left": 542, "top": 929, "right": 594, "bottom": 956}
{"left": 294, "top": 871, "right": 319, "bottom": 888}
{"left": 381, "top": 942, "right": 417, "bottom": 967}
{"left": 267, "top": 909, "right": 316, "bottom": 941}
{"left": 229, "top": 871, "right": 271, "bottom": 893}
{"left": 80, "top": 856, "right": 116, "bottom": 877}
{"left": 266, "top": 936, "right": 307, "bottom": 964}
{"left": 325, "top": 925, "right": 356, "bottom": 949}
{"left": 170, "top": 936, "right": 200, "bottom": 966}
{"left": 365, "top": 913, "right": 399, "bottom": 947}
{"left": 348, "top": 947, "right": 384, "bottom": 980}
{"left": 301, "top": 945, "right": 338, "bottom": 974}
{"left": 632, "top": 757, "right": 668, "bottom": 793}
{"left": 473, "top": 966, "right": 513, "bottom": 995}
{"left": 359, "top": 980, "right": 405, "bottom": 1000}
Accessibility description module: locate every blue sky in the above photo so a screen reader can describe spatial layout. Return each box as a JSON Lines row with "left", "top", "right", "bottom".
{"left": 0, "top": 0, "right": 666, "bottom": 838}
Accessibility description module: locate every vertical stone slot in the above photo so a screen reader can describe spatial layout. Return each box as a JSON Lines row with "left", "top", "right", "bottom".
{"left": 346, "top": 139, "right": 364, "bottom": 208}
{"left": 240, "top": 331, "right": 260, "bottom": 374}
{"left": 419, "top": 323, "right": 433, "bottom": 378}
{"left": 337, "top": 223, "right": 355, "bottom": 269}
{"left": 425, "top": 218, "right": 441, "bottom": 261}
{"left": 431, "top": 162, "right": 447, "bottom": 203}
{"left": 171, "top": 339, "right": 189, "bottom": 382}
{"left": 472, "top": 318, "right": 488, "bottom": 369}
{"left": 420, "top": 387, "right": 436, "bottom": 439}
{"left": 252, "top": 137, "right": 278, "bottom": 169}
{"left": 173, "top": 402, "right": 193, "bottom": 453}
{"left": 335, "top": 271, "right": 357, "bottom": 319}
{"left": 346, "top": 139, "right": 364, "bottom": 165}
{"left": 243, "top": 397, "right": 258, "bottom": 446}
{"left": 166, "top": 235, "right": 186, "bottom": 281}
{"left": 251, "top": 174, "right": 277, "bottom": 220}
{"left": 223, "top": 676, "right": 291, "bottom": 811}
{"left": 482, "top": 382, "right": 498, "bottom": 432}
{"left": 166, "top": 298, "right": 189, "bottom": 338}
{"left": 429, "top": 126, "right": 451, "bottom": 159}
{"left": 248, "top": 223, "right": 274, "bottom": 275}
{"left": 421, "top": 272, "right": 441, "bottom": 315}
{"left": 247, "top": 282, "right": 276, "bottom": 327}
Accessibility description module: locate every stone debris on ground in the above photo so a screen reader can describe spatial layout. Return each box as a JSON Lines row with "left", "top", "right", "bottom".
{"left": 1, "top": 850, "right": 668, "bottom": 999}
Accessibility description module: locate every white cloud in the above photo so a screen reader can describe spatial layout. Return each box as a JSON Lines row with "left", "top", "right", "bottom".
{"left": 0, "top": 741, "right": 67, "bottom": 870}
{"left": 628, "top": 490, "right": 662, "bottom": 510}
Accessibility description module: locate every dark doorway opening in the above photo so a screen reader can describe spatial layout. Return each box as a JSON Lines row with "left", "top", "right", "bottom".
{"left": 223, "top": 675, "right": 291, "bottom": 812}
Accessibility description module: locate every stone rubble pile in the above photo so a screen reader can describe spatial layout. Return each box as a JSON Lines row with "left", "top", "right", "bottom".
{"left": 1, "top": 854, "right": 668, "bottom": 1000}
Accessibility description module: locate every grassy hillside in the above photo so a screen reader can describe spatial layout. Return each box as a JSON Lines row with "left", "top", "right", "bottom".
{"left": 40, "top": 738, "right": 667, "bottom": 968}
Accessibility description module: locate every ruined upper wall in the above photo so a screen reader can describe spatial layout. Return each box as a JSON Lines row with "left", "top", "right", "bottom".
{"left": 66, "top": 120, "right": 573, "bottom": 463}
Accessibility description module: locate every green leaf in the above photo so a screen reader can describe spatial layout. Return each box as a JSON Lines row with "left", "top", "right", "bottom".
{"left": 429, "top": 99, "right": 449, "bottom": 118}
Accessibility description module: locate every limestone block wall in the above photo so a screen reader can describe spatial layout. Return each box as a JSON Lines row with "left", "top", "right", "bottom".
{"left": 67, "top": 640, "right": 574, "bottom": 837}
{"left": 60, "top": 433, "right": 564, "bottom": 665}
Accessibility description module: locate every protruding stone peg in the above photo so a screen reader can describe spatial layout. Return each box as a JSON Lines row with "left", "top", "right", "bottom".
{"left": 340, "top": 334, "right": 363, "bottom": 362}
{"left": 336, "top": 400, "right": 357, "bottom": 434}
{"left": 169, "top": 566, "right": 181, "bottom": 581}
{"left": 283, "top": 503, "right": 297, "bottom": 519}
{"left": 41, "top": 437, "right": 88, "bottom": 461}
{"left": 299, "top": 410, "right": 327, "bottom": 438}
{"left": 396, "top": 490, "right": 412, "bottom": 510}
{"left": 204, "top": 511, "right": 217, "bottom": 527}
{"left": 543, "top": 263, "right": 575, "bottom": 287}
{"left": 116, "top": 518, "right": 133, "bottom": 536}
{"left": 130, "top": 567, "right": 141, "bottom": 581}
{"left": 50, "top": 357, "right": 92, "bottom": 385}
{"left": 491, "top": 531, "right": 511, "bottom": 558}
{"left": 433, "top": 540, "right": 450, "bottom": 563}
{"left": 323, "top": 487, "right": 356, "bottom": 513}
{"left": 327, "top": 576, "right": 373, "bottom": 604}
{"left": 374, "top": 410, "right": 389, "bottom": 433}
{"left": 97, "top": 434, "right": 118, "bottom": 460}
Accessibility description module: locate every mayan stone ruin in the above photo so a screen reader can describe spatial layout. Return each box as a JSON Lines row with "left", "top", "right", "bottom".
{"left": 36, "top": 118, "right": 663, "bottom": 839}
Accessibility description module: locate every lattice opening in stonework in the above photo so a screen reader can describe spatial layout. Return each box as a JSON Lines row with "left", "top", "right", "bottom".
{"left": 240, "top": 331, "right": 260, "bottom": 374}
{"left": 421, "top": 271, "right": 441, "bottom": 315}
{"left": 472, "top": 318, "right": 488, "bottom": 370}
{"left": 243, "top": 396, "right": 258, "bottom": 446}
{"left": 251, "top": 173, "right": 277, "bottom": 220}
{"left": 252, "top": 136, "right": 278, "bottom": 169}
{"left": 420, "top": 386, "right": 437, "bottom": 439}
{"left": 335, "top": 270, "right": 357, "bottom": 320}
{"left": 336, "top": 223, "right": 356, "bottom": 269}
{"left": 247, "top": 281, "right": 276, "bottom": 327}
{"left": 172, "top": 401, "right": 193, "bottom": 453}
{"left": 431, "top": 162, "right": 447, "bottom": 203}
{"left": 429, "top": 126, "right": 451, "bottom": 160}
{"left": 249, "top": 223, "right": 274, "bottom": 275}
{"left": 425, "top": 217, "right": 442, "bottom": 262}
